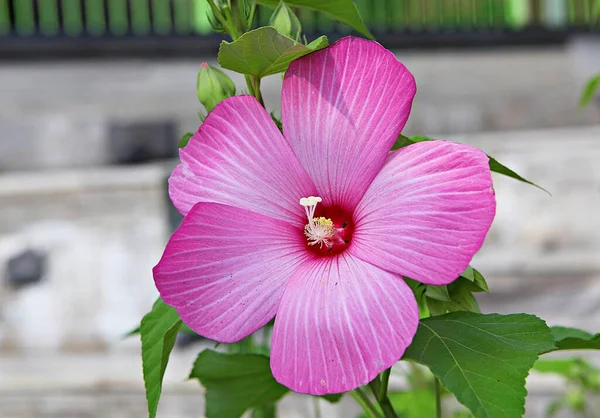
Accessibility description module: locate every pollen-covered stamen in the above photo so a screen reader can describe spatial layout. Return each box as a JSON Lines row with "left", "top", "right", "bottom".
{"left": 305, "top": 217, "right": 335, "bottom": 248}
{"left": 299, "top": 196, "right": 335, "bottom": 248}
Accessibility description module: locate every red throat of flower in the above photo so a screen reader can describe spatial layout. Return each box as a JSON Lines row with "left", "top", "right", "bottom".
{"left": 299, "top": 196, "right": 354, "bottom": 257}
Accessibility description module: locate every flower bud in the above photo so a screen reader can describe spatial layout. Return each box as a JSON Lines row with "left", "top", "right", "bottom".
{"left": 269, "top": 1, "right": 302, "bottom": 42}
{"left": 196, "top": 62, "right": 236, "bottom": 113}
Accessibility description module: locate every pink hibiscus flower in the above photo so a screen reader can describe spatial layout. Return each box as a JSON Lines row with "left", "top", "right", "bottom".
{"left": 153, "top": 37, "right": 496, "bottom": 395}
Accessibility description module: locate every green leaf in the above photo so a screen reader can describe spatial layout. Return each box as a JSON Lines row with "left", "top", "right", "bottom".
{"left": 356, "top": 390, "right": 436, "bottom": 418}
{"left": 270, "top": 112, "right": 283, "bottom": 132}
{"left": 447, "top": 279, "right": 480, "bottom": 312}
{"left": 488, "top": 156, "right": 549, "bottom": 194}
{"left": 409, "top": 135, "right": 435, "bottom": 143}
{"left": 141, "top": 298, "right": 182, "bottom": 418}
{"left": 426, "top": 277, "right": 481, "bottom": 315}
{"left": 460, "top": 266, "right": 489, "bottom": 293}
{"left": 218, "top": 27, "right": 328, "bottom": 78}
{"left": 389, "top": 390, "right": 437, "bottom": 418}
{"left": 404, "top": 278, "right": 430, "bottom": 318}
{"left": 179, "top": 132, "right": 193, "bottom": 148}
{"left": 392, "top": 134, "right": 548, "bottom": 194}
{"left": 125, "top": 298, "right": 195, "bottom": 340}
{"left": 550, "top": 326, "right": 600, "bottom": 350}
{"left": 546, "top": 398, "right": 568, "bottom": 418}
{"left": 250, "top": 404, "right": 277, "bottom": 418}
{"left": 404, "top": 312, "right": 556, "bottom": 418}
{"left": 425, "top": 285, "right": 451, "bottom": 302}
{"left": 189, "top": 350, "right": 289, "bottom": 418}
{"left": 321, "top": 393, "right": 344, "bottom": 403}
{"left": 533, "top": 358, "right": 589, "bottom": 377}
{"left": 421, "top": 268, "right": 489, "bottom": 316}
{"left": 460, "top": 266, "right": 475, "bottom": 281}
{"left": 579, "top": 73, "right": 600, "bottom": 108}
{"left": 391, "top": 134, "right": 429, "bottom": 150}
{"left": 257, "top": 0, "right": 373, "bottom": 38}
{"left": 125, "top": 298, "right": 169, "bottom": 338}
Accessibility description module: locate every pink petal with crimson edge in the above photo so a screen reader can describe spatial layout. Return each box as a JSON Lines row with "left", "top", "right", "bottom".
{"left": 153, "top": 202, "right": 310, "bottom": 343}
{"left": 169, "top": 95, "right": 317, "bottom": 227}
{"left": 350, "top": 140, "right": 496, "bottom": 286}
{"left": 270, "top": 253, "right": 418, "bottom": 395}
{"left": 281, "top": 36, "right": 416, "bottom": 210}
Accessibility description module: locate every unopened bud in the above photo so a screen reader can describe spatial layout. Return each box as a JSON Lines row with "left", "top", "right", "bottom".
{"left": 196, "top": 62, "right": 236, "bottom": 113}
{"left": 269, "top": 1, "right": 302, "bottom": 42}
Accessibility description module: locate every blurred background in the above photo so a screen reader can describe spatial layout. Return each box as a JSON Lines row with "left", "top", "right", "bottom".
{"left": 0, "top": 0, "right": 599, "bottom": 417}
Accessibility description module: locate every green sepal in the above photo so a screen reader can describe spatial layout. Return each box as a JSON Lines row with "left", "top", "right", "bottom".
{"left": 269, "top": 1, "right": 302, "bottom": 41}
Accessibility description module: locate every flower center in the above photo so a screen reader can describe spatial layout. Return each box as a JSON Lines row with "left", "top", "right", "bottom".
{"left": 299, "top": 196, "right": 353, "bottom": 256}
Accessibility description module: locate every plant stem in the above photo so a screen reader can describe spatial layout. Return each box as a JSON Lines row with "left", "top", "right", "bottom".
{"left": 369, "top": 377, "right": 398, "bottom": 418}
{"left": 206, "top": 0, "right": 225, "bottom": 26}
{"left": 350, "top": 387, "right": 381, "bottom": 418}
{"left": 379, "top": 368, "right": 391, "bottom": 400}
{"left": 251, "top": 403, "right": 276, "bottom": 418}
{"left": 247, "top": 0, "right": 257, "bottom": 28}
{"left": 215, "top": 0, "right": 264, "bottom": 105}
{"left": 261, "top": 325, "right": 271, "bottom": 355}
{"left": 206, "top": 0, "right": 237, "bottom": 37}
{"left": 434, "top": 377, "right": 442, "bottom": 418}
{"left": 251, "top": 75, "right": 264, "bottom": 105}
{"left": 236, "top": 335, "right": 253, "bottom": 353}
{"left": 312, "top": 397, "right": 321, "bottom": 418}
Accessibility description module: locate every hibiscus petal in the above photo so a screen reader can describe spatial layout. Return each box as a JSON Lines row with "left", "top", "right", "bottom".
{"left": 170, "top": 95, "right": 317, "bottom": 226}
{"left": 153, "top": 202, "right": 310, "bottom": 343}
{"left": 351, "top": 141, "right": 496, "bottom": 286}
{"left": 281, "top": 36, "right": 416, "bottom": 210}
{"left": 270, "top": 253, "right": 418, "bottom": 394}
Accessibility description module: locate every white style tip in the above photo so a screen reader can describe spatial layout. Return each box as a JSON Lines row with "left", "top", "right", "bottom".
{"left": 299, "top": 196, "right": 322, "bottom": 207}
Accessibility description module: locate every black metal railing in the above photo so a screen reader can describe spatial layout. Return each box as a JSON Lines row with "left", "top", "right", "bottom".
{"left": 0, "top": 0, "right": 598, "bottom": 58}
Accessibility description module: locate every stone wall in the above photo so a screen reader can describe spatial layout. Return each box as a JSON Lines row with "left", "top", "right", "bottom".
{"left": 0, "top": 42, "right": 599, "bottom": 172}
{"left": 0, "top": 164, "right": 170, "bottom": 352}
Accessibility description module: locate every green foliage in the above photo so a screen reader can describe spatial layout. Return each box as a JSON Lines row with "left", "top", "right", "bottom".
{"left": 250, "top": 404, "right": 277, "bottom": 418}
{"left": 425, "top": 284, "right": 451, "bottom": 302}
{"left": 389, "top": 390, "right": 437, "bottom": 418}
{"left": 404, "top": 312, "right": 556, "bottom": 418}
{"left": 322, "top": 393, "right": 344, "bottom": 403}
{"left": 534, "top": 358, "right": 600, "bottom": 417}
{"left": 488, "top": 155, "right": 549, "bottom": 195}
{"left": 218, "top": 26, "right": 328, "bottom": 78}
{"left": 426, "top": 278, "right": 482, "bottom": 315}
{"left": 550, "top": 327, "right": 600, "bottom": 350}
{"left": 391, "top": 134, "right": 428, "bottom": 150}
{"left": 269, "top": 1, "right": 302, "bottom": 41}
{"left": 407, "top": 266, "right": 489, "bottom": 317}
{"left": 460, "top": 266, "right": 489, "bottom": 293}
{"left": 140, "top": 298, "right": 182, "bottom": 418}
{"left": 189, "top": 350, "right": 289, "bottom": 418}
{"left": 393, "top": 134, "right": 548, "bottom": 193}
{"left": 179, "top": 132, "right": 193, "bottom": 148}
{"left": 356, "top": 390, "right": 437, "bottom": 418}
{"left": 270, "top": 112, "right": 283, "bottom": 131}
{"left": 196, "top": 63, "right": 236, "bottom": 113}
{"left": 534, "top": 358, "right": 596, "bottom": 381}
{"left": 579, "top": 73, "right": 600, "bottom": 108}
{"left": 404, "top": 277, "right": 430, "bottom": 319}
{"left": 257, "top": 0, "right": 373, "bottom": 38}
